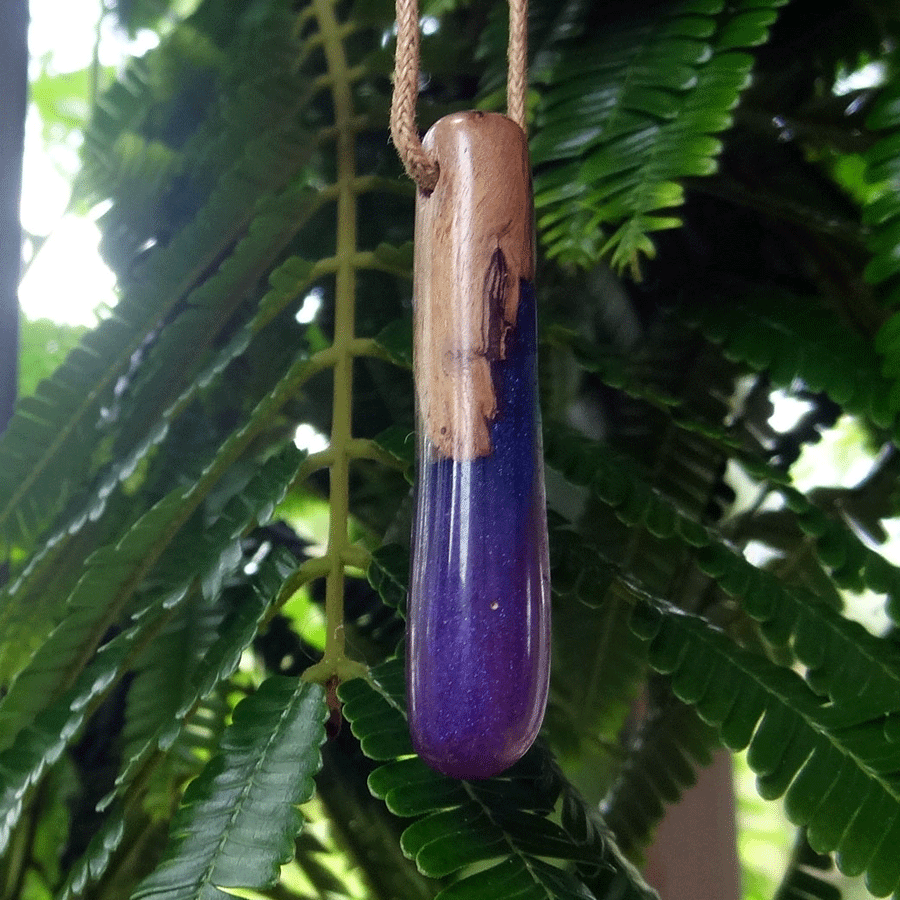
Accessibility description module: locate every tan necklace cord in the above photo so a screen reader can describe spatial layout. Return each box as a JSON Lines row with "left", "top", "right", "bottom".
{"left": 506, "top": 0, "right": 528, "bottom": 131}
{"left": 390, "top": 0, "right": 440, "bottom": 193}
{"left": 391, "top": 0, "right": 529, "bottom": 193}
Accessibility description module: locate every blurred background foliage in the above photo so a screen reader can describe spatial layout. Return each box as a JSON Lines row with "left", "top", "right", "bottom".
{"left": 5, "top": 0, "right": 900, "bottom": 898}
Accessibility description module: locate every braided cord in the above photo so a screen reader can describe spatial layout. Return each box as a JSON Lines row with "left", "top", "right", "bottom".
{"left": 391, "top": 0, "right": 528, "bottom": 192}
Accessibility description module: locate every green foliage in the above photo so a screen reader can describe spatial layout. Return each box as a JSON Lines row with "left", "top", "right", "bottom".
{"left": 17, "top": 318, "right": 88, "bottom": 400}
{"left": 630, "top": 599, "right": 900, "bottom": 896}
{"left": 5, "top": 0, "right": 900, "bottom": 898}
{"left": 132, "top": 678, "right": 325, "bottom": 900}
{"left": 341, "top": 659, "right": 656, "bottom": 900}
{"left": 531, "top": 0, "right": 787, "bottom": 274}
{"left": 685, "top": 291, "right": 897, "bottom": 431}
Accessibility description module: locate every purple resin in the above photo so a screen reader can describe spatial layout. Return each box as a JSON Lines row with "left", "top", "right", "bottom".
{"left": 408, "top": 281, "right": 550, "bottom": 780}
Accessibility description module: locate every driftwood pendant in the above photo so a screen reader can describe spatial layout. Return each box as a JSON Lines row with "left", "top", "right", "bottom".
{"left": 407, "top": 111, "right": 551, "bottom": 780}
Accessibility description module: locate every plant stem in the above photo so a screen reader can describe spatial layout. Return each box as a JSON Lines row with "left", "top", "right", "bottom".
{"left": 308, "top": 0, "right": 363, "bottom": 683}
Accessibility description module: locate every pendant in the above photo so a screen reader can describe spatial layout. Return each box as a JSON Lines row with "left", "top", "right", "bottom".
{"left": 407, "top": 111, "right": 551, "bottom": 780}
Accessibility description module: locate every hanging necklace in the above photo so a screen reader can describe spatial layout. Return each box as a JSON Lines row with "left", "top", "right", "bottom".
{"left": 392, "top": 0, "right": 550, "bottom": 781}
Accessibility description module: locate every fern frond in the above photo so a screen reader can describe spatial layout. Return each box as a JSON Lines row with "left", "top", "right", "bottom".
{"left": 531, "top": 0, "right": 787, "bottom": 273}
{"left": 0, "top": 0, "right": 321, "bottom": 562}
{"left": 58, "top": 804, "right": 128, "bottom": 900}
{"left": 558, "top": 316, "right": 900, "bottom": 619}
{"left": 130, "top": 677, "right": 326, "bottom": 900}
{"left": 120, "top": 592, "right": 227, "bottom": 781}
{"left": 0, "top": 444, "right": 303, "bottom": 748}
{"left": 113, "top": 544, "right": 298, "bottom": 806}
{"left": 109, "top": 180, "right": 327, "bottom": 454}
{"left": 0, "top": 226, "right": 330, "bottom": 685}
{"left": 90, "top": 132, "right": 182, "bottom": 267}
{"left": 550, "top": 316, "right": 900, "bottom": 614}
{"left": 19, "top": 0, "right": 900, "bottom": 894}
{"left": 0, "top": 625, "right": 138, "bottom": 855}
{"left": 687, "top": 290, "right": 896, "bottom": 431}
{"left": 76, "top": 57, "right": 160, "bottom": 205}
{"left": 131, "top": 686, "right": 233, "bottom": 834}
{"left": 559, "top": 315, "right": 900, "bottom": 614}
{"left": 60, "top": 687, "right": 234, "bottom": 900}
{"left": 631, "top": 598, "right": 900, "bottom": 896}
{"left": 557, "top": 779, "right": 658, "bottom": 900}
{"left": 316, "top": 735, "right": 440, "bottom": 900}
{"left": 545, "top": 425, "right": 900, "bottom": 715}
{"left": 548, "top": 565, "right": 646, "bottom": 764}
{"left": 78, "top": 0, "right": 301, "bottom": 221}
{"left": 0, "top": 451, "right": 304, "bottom": 859}
{"left": 863, "top": 62, "right": 900, "bottom": 291}
{"left": 341, "top": 659, "right": 655, "bottom": 900}
{"left": 433, "top": 858, "right": 597, "bottom": 900}
{"left": 0, "top": 110, "right": 316, "bottom": 553}
{"left": 368, "top": 538, "right": 411, "bottom": 602}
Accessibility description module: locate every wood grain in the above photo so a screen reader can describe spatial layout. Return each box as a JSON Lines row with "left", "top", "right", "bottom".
{"left": 414, "top": 111, "right": 534, "bottom": 459}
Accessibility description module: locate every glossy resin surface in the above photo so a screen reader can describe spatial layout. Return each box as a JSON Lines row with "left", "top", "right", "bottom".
{"left": 408, "top": 278, "right": 550, "bottom": 779}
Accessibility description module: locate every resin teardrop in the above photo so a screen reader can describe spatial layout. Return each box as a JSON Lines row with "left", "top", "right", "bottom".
{"left": 407, "top": 112, "right": 551, "bottom": 780}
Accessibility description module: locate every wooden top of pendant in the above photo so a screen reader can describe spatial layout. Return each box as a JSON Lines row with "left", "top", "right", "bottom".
{"left": 414, "top": 111, "right": 534, "bottom": 460}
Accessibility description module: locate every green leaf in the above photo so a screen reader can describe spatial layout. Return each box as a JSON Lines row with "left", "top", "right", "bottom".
{"left": 689, "top": 291, "right": 898, "bottom": 433}
{"left": 437, "top": 857, "right": 598, "bottom": 900}
{"left": 30, "top": 66, "right": 93, "bottom": 133}
{"left": 0, "top": 624, "right": 141, "bottom": 854}
{"left": 112, "top": 545, "right": 298, "bottom": 806}
{"left": 602, "top": 700, "right": 717, "bottom": 855}
{"left": 632, "top": 598, "right": 900, "bottom": 895}
{"left": 531, "top": 0, "right": 785, "bottom": 272}
{"left": 58, "top": 805, "right": 127, "bottom": 900}
{"left": 131, "top": 678, "right": 326, "bottom": 900}
{"left": 374, "top": 317, "right": 413, "bottom": 369}
{"left": 368, "top": 542, "right": 411, "bottom": 613}
{"left": 0, "top": 12, "right": 318, "bottom": 553}
{"left": 341, "top": 660, "right": 653, "bottom": 900}
{"left": 545, "top": 425, "right": 900, "bottom": 713}
{"left": 0, "top": 444, "right": 304, "bottom": 747}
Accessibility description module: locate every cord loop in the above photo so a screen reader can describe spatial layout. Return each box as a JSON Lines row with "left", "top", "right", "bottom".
{"left": 390, "top": 0, "right": 528, "bottom": 193}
